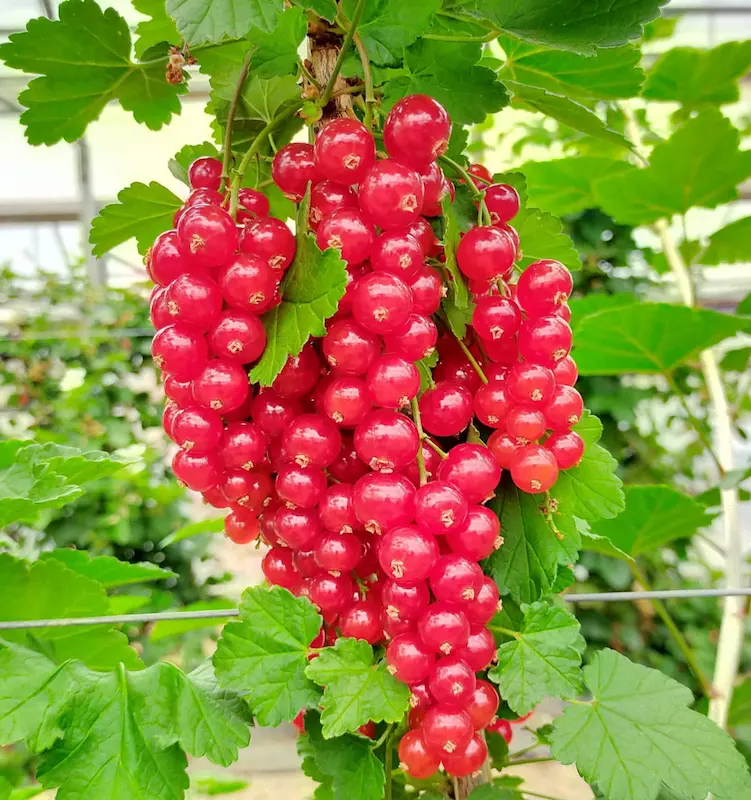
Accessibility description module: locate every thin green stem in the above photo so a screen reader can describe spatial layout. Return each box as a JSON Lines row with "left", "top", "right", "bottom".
{"left": 453, "top": 336, "right": 488, "bottom": 384}
{"left": 220, "top": 50, "right": 252, "bottom": 195}
{"left": 371, "top": 723, "right": 394, "bottom": 750}
{"left": 490, "top": 625, "right": 519, "bottom": 639}
{"left": 423, "top": 30, "right": 501, "bottom": 43}
{"left": 630, "top": 561, "right": 712, "bottom": 697}
{"left": 320, "top": 0, "right": 367, "bottom": 108}
{"left": 423, "top": 436, "right": 448, "bottom": 460}
{"left": 353, "top": 31, "right": 376, "bottom": 129}
{"left": 298, "top": 59, "right": 321, "bottom": 89}
{"left": 383, "top": 726, "right": 395, "bottom": 800}
{"left": 509, "top": 756, "right": 555, "bottom": 767}
{"left": 522, "top": 791, "right": 572, "bottom": 800}
{"left": 440, "top": 155, "right": 492, "bottom": 224}
{"left": 411, "top": 398, "right": 429, "bottom": 486}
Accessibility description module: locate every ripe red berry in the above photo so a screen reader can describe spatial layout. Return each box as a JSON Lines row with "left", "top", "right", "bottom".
{"left": 382, "top": 580, "right": 430, "bottom": 621}
{"left": 553, "top": 355, "right": 578, "bottom": 387}
{"left": 437, "top": 443, "right": 501, "bottom": 505}
{"left": 430, "top": 554, "right": 484, "bottom": 605}
{"left": 283, "top": 413, "right": 342, "bottom": 468}
{"left": 272, "top": 346, "right": 321, "bottom": 399}
{"left": 328, "top": 434, "right": 369, "bottom": 483}
{"left": 359, "top": 160, "right": 425, "bottom": 230}
{"left": 506, "top": 406, "right": 547, "bottom": 442}
{"left": 487, "top": 429, "right": 523, "bottom": 469}
{"left": 353, "top": 471, "right": 416, "bottom": 535}
{"left": 152, "top": 324, "right": 208, "bottom": 380}
{"left": 150, "top": 286, "right": 172, "bottom": 329}
{"left": 484, "top": 183, "right": 520, "bottom": 224}
{"left": 276, "top": 506, "right": 323, "bottom": 550}
{"left": 219, "top": 421, "right": 268, "bottom": 471}
{"left": 429, "top": 656, "right": 476, "bottom": 708}
{"left": 314, "top": 530, "right": 363, "bottom": 573}
{"left": 271, "top": 142, "right": 318, "bottom": 201}
{"left": 544, "top": 385, "right": 584, "bottom": 430}
{"left": 354, "top": 410, "right": 419, "bottom": 473}
{"left": 262, "top": 548, "right": 302, "bottom": 592}
{"left": 162, "top": 402, "right": 181, "bottom": 441}
{"left": 222, "top": 469, "right": 272, "bottom": 511}
{"left": 467, "top": 680, "right": 500, "bottom": 730}
{"left": 421, "top": 706, "right": 473, "bottom": 758}
{"left": 208, "top": 310, "right": 266, "bottom": 363}
{"left": 383, "top": 313, "right": 437, "bottom": 361}
{"left": 177, "top": 205, "right": 237, "bottom": 268}
{"left": 164, "top": 375, "right": 193, "bottom": 406}
{"left": 446, "top": 505, "right": 502, "bottom": 561}
{"left": 322, "top": 377, "right": 371, "bottom": 427}
{"left": 171, "top": 406, "right": 223, "bottom": 454}
{"left": 418, "top": 603, "right": 470, "bottom": 655}
{"left": 224, "top": 508, "right": 260, "bottom": 544}
{"left": 386, "top": 633, "right": 435, "bottom": 683}
{"left": 516, "top": 259, "right": 573, "bottom": 316}
{"left": 240, "top": 217, "right": 296, "bottom": 271}
{"left": 237, "top": 188, "right": 270, "bottom": 221}
{"left": 472, "top": 295, "right": 521, "bottom": 341}
{"left": 149, "top": 230, "right": 194, "bottom": 286}
{"left": 276, "top": 463, "right": 327, "bottom": 509}
{"left": 186, "top": 187, "right": 223, "bottom": 208}
{"left": 453, "top": 627, "right": 496, "bottom": 672}
{"left": 219, "top": 254, "right": 279, "bottom": 314}
{"left": 457, "top": 226, "right": 515, "bottom": 282}
{"left": 487, "top": 717, "right": 513, "bottom": 743}
{"left": 188, "top": 157, "right": 223, "bottom": 191}
{"left": 415, "top": 481, "right": 468, "bottom": 534}
{"left": 467, "top": 163, "right": 492, "bottom": 187}
{"left": 309, "top": 570, "right": 355, "bottom": 613}
{"left": 319, "top": 484, "right": 358, "bottom": 533}
{"left": 250, "top": 390, "right": 301, "bottom": 438}
{"left": 384, "top": 94, "right": 451, "bottom": 167}
{"left": 483, "top": 334, "right": 519, "bottom": 366}
{"left": 408, "top": 265, "right": 443, "bottom": 316}
{"left": 510, "top": 444, "right": 559, "bottom": 493}
{"left": 164, "top": 273, "right": 222, "bottom": 332}
{"left": 366, "top": 354, "right": 420, "bottom": 409}
{"left": 379, "top": 525, "right": 439, "bottom": 583}
{"left": 192, "top": 359, "right": 249, "bottom": 413}
{"left": 473, "top": 382, "right": 512, "bottom": 428}
{"left": 517, "top": 316, "right": 572, "bottom": 367}
{"left": 339, "top": 600, "right": 382, "bottom": 644}
{"left": 172, "top": 450, "right": 221, "bottom": 492}
{"left": 317, "top": 208, "right": 375, "bottom": 266}
{"left": 398, "top": 730, "right": 440, "bottom": 780}
{"left": 545, "top": 430, "right": 585, "bottom": 469}
{"left": 507, "top": 362, "right": 556, "bottom": 406}
{"left": 419, "top": 381, "right": 474, "bottom": 437}
{"left": 352, "top": 272, "right": 414, "bottom": 334}
{"left": 442, "top": 732, "right": 488, "bottom": 777}
{"left": 314, "top": 118, "right": 376, "bottom": 185}
{"left": 323, "top": 317, "right": 381, "bottom": 376}
{"left": 371, "top": 231, "right": 423, "bottom": 280}
{"left": 465, "top": 576, "right": 501, "bottom": 628}
{"left": 403, "top": 217, "right": 438, "bottom": 255}
{"left": 419, "top": 162, "right": 451, "bottom": 217}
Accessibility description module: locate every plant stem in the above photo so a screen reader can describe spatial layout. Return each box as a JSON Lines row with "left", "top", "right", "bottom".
{"left": 298, "top": 59, "right": 320, "bottom": 89}
{"left": 353, "top": 31, "right": 376, "bottom": 129}
{"left": 320, "top": 0, "right": 367, "bottom": 108}
{"left": 383, "top": 725, "right": 395, "bottom": 800}
{"left": 441, "top": 155, "right": 493, "bottom": 225}
{"left": 423, "top": 436, "right": 448, "bottom": 460}
{"left": 509, "top": 756, "right": 555, "bottom": 766}
{"left": 411, "top": 398, "right": 429, "bottom": 486}
{"left": 371, "top": 723, "right": 394, "bottom": 750}
{"left": 522, "top": 791, "right": 572, "bottom": 800}
{"left": 221, "top": 50, "right": 253, "bottom": 196}
{"left": 423, "top": 30, "right": 501, "bottom": 43}
{"left": 453, "top": 335, "right": 488, "bottom": 384}
{"left": 630, "top": 561, "right": 712, "bottom": 697}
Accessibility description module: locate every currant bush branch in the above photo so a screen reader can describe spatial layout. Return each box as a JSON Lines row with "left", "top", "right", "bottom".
{"left": 411, "top": 398, "right": 429, "bottom": 486}
{"left": 320, "top": 0, "right": 368, "bottom": 108}
{"left": 221, "top": 50, "right": 253, "bottom": 196}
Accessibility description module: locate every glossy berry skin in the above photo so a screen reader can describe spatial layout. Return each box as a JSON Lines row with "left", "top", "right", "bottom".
{"left": 172, "top": 450, "right": 221, "bottom": 492}
{"left": 354, "top": 410, "right": 419, "bottom": 473}
{"left": 237, "top": 188, "right": 270, "bottom": 221}
{"left": 250, "top": 390, "right": 301, "bottom": 438}
{"left": 319, "top": 484, "right": 358, "bottom": 533}
{"left": 240, "top": 217, "right": 296, "bottom": 271}
{"left": 322, "top": 377, "right": 371, "bottom": 428}
{"left": 398, "top": 730, "right": 440, "bottom": 780}
{"left": 507, "top": 362, "right": 556, "bottom": 406}
{"left": 224, "top": 508, "right": 260, "bottom": 544}
{"left": 468, "top": 681, "right": 500, "bottom": 731}
{"left": 317, "top": 208, "right": 375, "bottom": 266}
{"left": 419, "top": 162, "right": 451, "bottom": 217}
{"left": 192, "top": 359, "right": 249, "bottom": 413}
{"left": 384, "top": 94, "right": 451, "bottom": 167}
{"left": 379, "top": 525, "right": 439, "bottom": 584}
{"left": 371, "top": 231, "right": 423, "bottom": 280}
{"left": 442, "top": 733, "right": 488, "bottom": 777}
{"left": 404, "top": 217, "right": 438, "bottom": 255}
{"left": 177, "top": 205, "right": 238, "bottom": 268}
{"left": 272, "top": 347, "right": 321, "bottom": 399}
{"left": 293, "top": 548, "right": 318, "bottom": 578}
{"left": 275, "top": 506, "right": 323, "bottom": 550}
{"left": 419, "top": 381, "right": 474, "bottom": 437}
{"left": 314, "top": 118, "right": 376, "bottom": 185}
{"left": 430, "top": 554, "right": 485, "bottom": 605}
{"left": 518, "top": 316, "right": 572, "bottom": 368}
{"left": 403, "top": 439, "right": 442, "bottom": 486}
{"left": 172, "top": 406, "right": 223, "bottom": 455}
{"left": 283, "top": 414, "right": 342, "bottom": 468}
{"left": 309, "top": 571, "right": 354, "bottom": 613}
{"left": 339, "top": 600, "right": 382, "bottom": 644}
{"left": 383, "top": 313, "right": 437, "bottom": 361}
{"left": 454, "top": 627, "right": 496, "bottom": 672}
{"left": 456, "top": 226, "right": 515, "bottom": 282}
{"left": 382, "top": 612, "right": 416, "bottom": 640}
{"left": 545, "top": 430, "right": 585, "bottom": 469}
{"left": 164, "top": 376, "right": 193, "bottom": 406}
{"left": 309, "top": 181, "right": 358, "bottom": 229}
{"left": 483, "top": 334, "right": 519, "bottom": 366}
{"left": 415, "top": 481, "right": 468, "bottom": 534}
{"left": 544, "top": 385, "right": 584, "bottom": 430}
{"left": 208, "top": 310, "right": 266, "bottom": 363}
{"left": 429, "top": 656, "right": 476, "bottom": 708}
{"left": 553, "top": 355, "right": 578, "bottom": 386}
{"left": 328, "top": 435, "right": 369, "bottom": 483}
{"left": 473, "top": 382, "right": 512, "bottom": 429}
{"left": 484, "top": 183, "right": 520, "bottom": 224}
{"left": 162, "top": 403, "right": 181, "bottom": 441}
{"left": 359, "top": 160, "right": 425, "bottom": 230}
{"left": 465, "top": 577, "right": 501, "bottom": 628}
{"left": 352, "top": 272, "right": 414, "bottom": 335}
{"left": 323, "top": 318, "right": 380, "bottom": 376}
{"left": 150, "top": 286, "right": 173, "bottom": 329}
{"left": 511, "top": 444, "right": 559, "bottom": 493}
{"left": 408, "top": 266, "right": 443, "bottom": 316}
{"left": 149, "top": 230, "right": 193, "bottom": 286}
{"left": 276, "top": 463, "right": 327, "bottom": 509}
{"left": 382, "top": 579, "right": 430, "bottom": 621}
{"left": 222, "top": 470, "right": 272, "bottom": 511}
{"left": 467, "top": 163, "right": 492, "bottom": 187}
{"left": 506, "top": 406, "right": 547, "bottom": 442}
{"left": 418, "top": 603, "right": 470, "bottom": 655}
{"left": 437, "top": 443, "right": 502, "bottom": 505}
{"left": 386, "top": 633, "right": 435, "bottom": 683}
{"left": 272, "top": 142, "right": 318, "bottom": 201}
{"left": 314, "top": 530, "right": 362, "bottom": 573}
{"left": 421, "top": 706, "right": 474, "bottom": 758}
{"left": 152, "top": 324, "right": 208, "bottom": 380}
{"left": 366, "top": 354, "right": 420, "bottom": 409}
{"left": 219, "top": 254, "right": 278, "bottom": 313}
{"left": 219, "top": 421, "right": 268, "bottom": 471}
{"left": 353, "top": 472, "right": 416, "bottom": 535}
{"left": 472, "top": 295, "right": 521, "bottom": 342}
{"left": 487, "top": 717, "right": 513, "bottom": 744}
{"left": 188, "top": 157, "right": 222, "bottom": 191}
{"left": 262, "top": 547, "right": 302, "bottom": 592}
{"left": 516, "top": 259, "right": 573, "bottom": 316}
{"left": 446, "top": 505, "right": 501, "bottom": 561}
{"left": 487, "top": 430, "right": 523, "bottom": 469}
{"left": 185, "top": 187, "right": 223, "bottom": 208}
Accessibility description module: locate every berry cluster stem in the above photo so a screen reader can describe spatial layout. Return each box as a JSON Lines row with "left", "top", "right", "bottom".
{"left": 440, "top": 155, "right": 493, "bottom": 225}
{"left": 221, "top": 50, "right": 253, "bottom": 196}
{"left": 411, "top": 397, "right": 429, "bottom": 486}
{"left": 453, "top": 335, "right": 488, "bottom": 385}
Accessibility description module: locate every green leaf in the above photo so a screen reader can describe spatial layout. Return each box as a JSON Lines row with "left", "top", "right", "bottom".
{"left": 486, "top": 479, "right": 580, "bottom": 604}
{"left": 722, "top": 347, "right": 751, "bottom": 373}
{"left": 250, "top": 197, "right": 347, "bottom": 386}
{"left": 160, "top": 516, "right": 226, "bottom": 547}
{"left": 739, "top": 292, "right": 751, "bottom": 317}
{"left": 169, "top": 142, "right": 221, "bottom": 186}
{"left": 595, "top": 109, "right": 751, "bottom": 225}
{"left": 644, "top": 41, "right": 751, "bottom": 110}
{"left": 417, "top": 350, "right": 439, "bottom": 394}
{"left": 568, "top": 294, "right": 637, "bottom": 334}
{"left": 301, "top": 1, "right": 337, "bottom": 20}
{"left": 513, "top": 207, "right": 581, "bottom": 272}
{"left": 490, "top": 602, "right": 584, "bottom": 715}
{"left": 383, "top": 40, "right": 508, "bottom": 125}
{"left": 499, "top": 36, "right": 644, "bottom": 100}
{"left": 695, "top": 216, "right": 751, "bottom": 266}
{"left": 440, "top": 194, "right": 470, "bottom": 309}
{"left": 0, "top": 555, "right": 141, "bottom": 671}
{"left": 643, "top": 16, "right": 678, "bottom": 42}
{"left": 548, "top": 411, "right": 625, "bottom": 522}
{"left": 520, "top": 157, "right": 632, "bottom": 217}
{"left": 40, "top": 550, "right": 174, "bottom": 588}
{"left": 165, "top": 0, "right": 283, "bottom": 44}
{"left": 551, "top": 649, "right": 751, "bottom": 800}
{"left": 150, "top": 599, "right": 236, "bottom": 641}
{"left": 109, "top": 595, "right": 152, "bottom": 615}
{"left": 729, "top": 676, "right": 751, "bottom": 728}
{"left": 304, "top": 714, "right": 385, "bottom": 800}
{"left": 574, "top": 302, "right": 749, "bottom": 375}
{"left": 466, "top": 0, "right": 667, "bottom": 54}
{"left": 340, "top": 0, "right": 441, "bottom": 66}
{"left": 189, "top": 776, "right": 248, "bottom": 796}
{"left": 0, "top": 0, "right": 185, "bottom": 145}
{"left": 90, "top": 181, "right": 182, "bottom": 258}
{"left": 592, "top": 485, "right": 714, "bottom": 558}
{"left": 506, "top": 82, "right": 631, "bottom": 152}
{"left": 133, "top": 0, "right": 180, "bottom": 57}
{"left": 213, "top": 586, "right": 322, "bottom": 726}
{"left": 306, "top": 638, "right": 410, "bottom": 738}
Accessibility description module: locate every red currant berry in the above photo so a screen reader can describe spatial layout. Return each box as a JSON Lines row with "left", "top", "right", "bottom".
{"left": 366, "top": 354, "right": 420, "bottom": 409}
{"left": 237, "top": 188, "right": 270, "bottom": 221}
{"left": 556, "top": 303, "right": 572, "bottom": 322}
{"left": 188, "top": 157, "right": 222, "bottom": 191}
{"left": 322, "top": 377, "right": 371, "bottom": 428}
{"left": 359, "top": 160, "right": 425, "bottom": 230}
{"left": 371, "top": 231, "right": 423, "bottom": 280}
{"left": 383, "top": 313, "right": 437, "bottom": 361}
{"left": 224, "top": 508, "right": 260, "bottom": 544}
{"left": 186, "top": 187, "right": 223, "bottom": 208}
{"left": 272, "top": 346, "right": 322, "bottom": 399}
{"left": 283, "top": 413, "right": 342, "bottom": 468}
{"left": 171, "top": 406, "right": 223, "bottom": 455}
{"left": 483, "top": 334, "right": 519, "bottom": 366}
{"left": 421, "top": 706, "right": 473, "bottom": 758}
{"left": 487, "top": 429, "right": 523, "bottom": 469}
{"left": 192, "top": 359, "right": 249, "bottom": 413}
{"left": 446, "top": 506, "right": 502, "bottom": 561}
{"left": 319, "top": 484, "right": 358, "bottom": 533}
{"left": 402, "top": 439, "right": 443, "bottom": 486}
{"left": 398, "top": 730, "right": 440, "bottom": 780}
{"left": 172, "top": 450, "right": 221, "bottom": 492}
{"left": 165, "top": 273, "right": 222, "bottom": 332}
{"left": 485, "top": 363, "right": 509, "bottom": 382}
{"left": 430, "top": 554, "right": 484, "bottom": 605}
{"left": 177, "top": 205, "right": 237, "bottom": 268}
{"left": 467, "top": 680, "right": 500, "bottom": 731}
{"left": 454, "top": 627, "right": 496, "bottom": 672}
{"left": 379, "top": 525, "right": 439, "bottom": 583}
{"left": 418, "top": 603, "right": 470, "bottom": 655}
{"left": 309, "top": 180, "right": 358, "bottom": 230}
{"left": 352, "top": 272, "right": 414, "bottom": 335}
{"left": 250, "top": 390, "right": 301, "bottom": 438}
{"left": 419, "top": 381, "right": 474, "bottom": 437}
{"left": 276, "top": 464, "right": 326, "bottom": 509}
{"left": 222, "top": 469, "right": 272, "bottom": 511}
{"left": 353, "top": 472, "right": 416, "bottom": 535}
{"left": 506, "top": 406, "right": 547, "bottom": 442}
{"left": 323, "top": 317, "right": 380, "bottom": 376}
{"left": 314, "top": 118, "right": 376, "bottom": 185}
{"left": 484, "top": 183, "right": 520, "bottom": 224}
{"left": 510, "top": 444, "right": 559, "bottom": 493}
{"left": 386, "top": 632, "right": 435, "bottom": 683}
{"left": 419, "top": 162, "right": 451, "bottom": 217}
{"left": 309, "top": 570, "right": 354, "bottom": 613}
{"left": 382, "top": 611, "right": 416, "bottom": 640}
{"left": 487, "top": 717, "right": 513, "bottom": 744}
{"left": 294, "top": 548, "right": 319, "bottom": 579}
{"left": 276, "top": 506, "right": 323, "bottom": 550}
{"left": 272, "top": 142, "right": 318, "bottom": 201}
{"left": 472, "top": 295, "right": 521, "bottom": 341}
{"left": 162, "top": 402, "right": 181, "bottom": 441}
{"left": 149, "top": 230, "right": 195, "bottom": 286}
{"left": 164, "top": 375, "right": 193, "bottom": 406}
{"left": 442, "top": 732, "right": 488, "bottom": 777}
{"left": 408, "top": 265, "right": 443, "bottom": 316}
{"left": 403, "top": 217, "right": 438, "bottom": 255}
{"left": 473, "top": 382, "right": 512, "bottom": 429}
{"left": 415, "top": 481, "right": 468, "bottom": 534}
{"left": 354, "top": 410, "right": 419, "bottom": 473}
{"left": 382, "top": 580, "right": 430, "bottom": 621}
{"left": 507, "top": 362, "right": 556, "bottom": 406}
{"left": 208, "top": 310, "right": 266, "bottom": 363}
{"left": 219, "top": 254, "right": 278, "bottom": 314}
{"left": 315, "top": 530, "right": 362, "bottom": 573}
{"left": 517, "top": 316, "right": 572, "bottom": 367}
{"left": 544, "top": 385, "right": 583, "bottom": 430}
{"left": 467, "top": 163, "right": 492, "bottom": 187}
{"left": 219, "top": 421, "right": 268, "bottom": 471}
{"left": 339, "top": 600, "right": 382, "bottom": 644}
{"left": 150, "top": 286, "right": 172, "bottom": 329}
{"left": 240, "top": 216, "right": 296, "bottom": 272}
{"left": 545, "top": 430, "right": 585, "bottom": 469}
{"left": 437, "top": 443, "right": 502, "bottom": 505}
{"left": 317, "top": 208, "right": 375, "bottom": 266}
{"left": 465, "top": 577, "right": 501, "bottom": 628}
{"left": 384, "top": 94, "right": 451, "bottom": 167}
{"left": 262, "top": 548, "right": 302, "bottom": 592}
{"left": 429, "top": 656, "right": 476, "bottom": 708}
{"left": 152, "top": 324, "right": 208, "bottom": 380}
{"left": 328, "top": 434, "right": 369, "bottom": 483}
{"left": 457, "top": 226, "right": 515, "bottom": 282}
{"left": 516, "top": 259, "right": 573, "bottom": 316}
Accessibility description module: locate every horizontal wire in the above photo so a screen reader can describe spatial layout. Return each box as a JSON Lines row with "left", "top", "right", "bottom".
{"left": 0, "top": 328, "right": 153, "bottom": 343}
{"left": 1, "top": 588, "right": 749, "bottom": 629}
